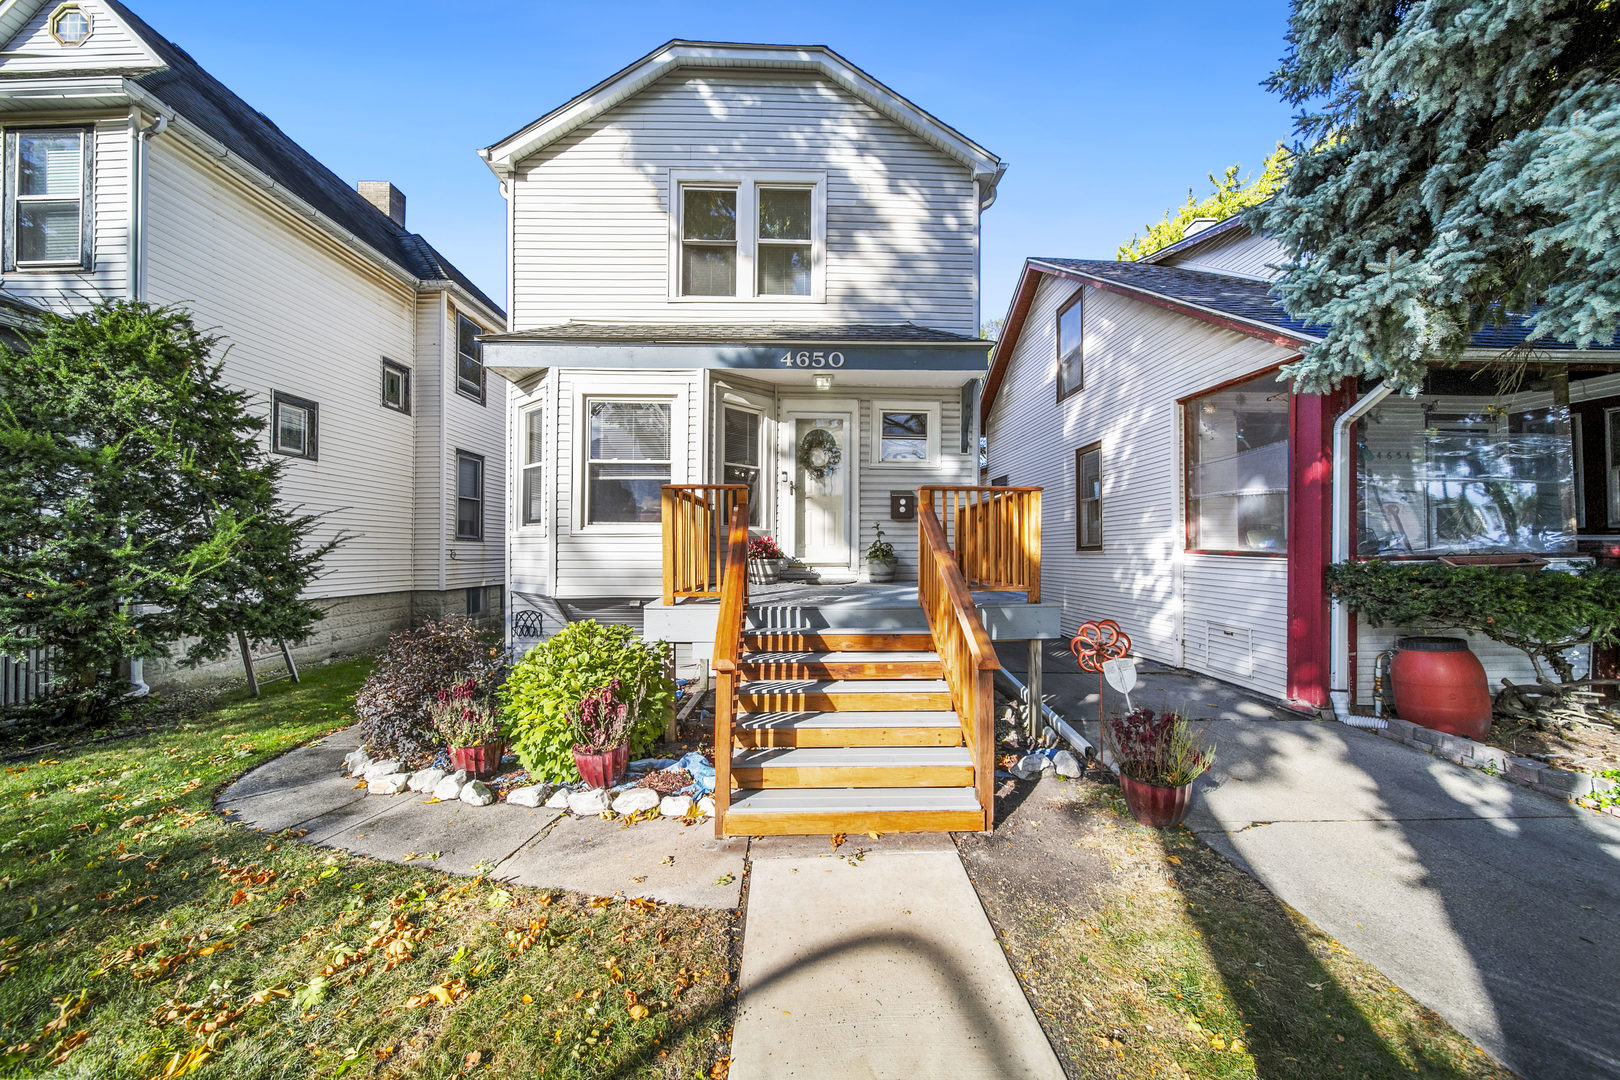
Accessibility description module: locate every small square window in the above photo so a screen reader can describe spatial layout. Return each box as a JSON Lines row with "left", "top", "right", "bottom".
{"left": 381, "top": 359, "right": 410, "bottom": 413}
{"left": 873, "top": 402, "right": 940, "bottom": 465}
{"left": 466, "top": 586, "right": 487, "bottom": 617}
{"left": 456, "top": 450, "right": 484, "bottom": 540}
{"left": 271, "top": 391, "right": 318, "bottom": 460}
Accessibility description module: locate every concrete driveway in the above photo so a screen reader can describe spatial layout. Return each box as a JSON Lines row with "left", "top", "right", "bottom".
{"left": 1006, "top": 643, "right": 1620, "bottom": 1080}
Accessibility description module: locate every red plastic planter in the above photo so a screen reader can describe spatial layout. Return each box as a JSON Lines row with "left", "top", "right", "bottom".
{"left": 573, "top": 744, "right": 629, "bottom": 789}
{"left": 1390, "top": 636, "right": 1491, "bottom": 741}
{"left": 449, "top": 741, "right": 507, "bottom": 781}
{"left": 1119, "top": 774, "right": 1193, "bottom": 829}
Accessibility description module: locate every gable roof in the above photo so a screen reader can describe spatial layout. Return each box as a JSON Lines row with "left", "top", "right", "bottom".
{"left": 480, "top": 40, "right": 1005, "bottom": 207}
{"left": 1136, "top": 212, "right": 1250, "bottom": 265}
{"left": 0, "top": 0, "right": 503, "bottom": 322}
{"left": 981, "top": 254, "right": 1620, "bottom": 424}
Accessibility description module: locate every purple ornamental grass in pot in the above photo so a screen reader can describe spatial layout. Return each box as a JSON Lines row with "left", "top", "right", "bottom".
{"left": 428, "top": 674, "right": 506, "bottom": 780}
{"left": 569, "top": 679, "right": 636, "bottom": 788}
{"left": 1102, "top": 708, "right": 1214, "bottom": 828}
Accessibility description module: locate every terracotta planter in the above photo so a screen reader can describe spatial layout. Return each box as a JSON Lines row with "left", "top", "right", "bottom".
{"left": 1390, "top": 636, "right": 1492, "bottom": 740}
{"left": 573, "top": 743, "right": 629, "bottom": 789}
{"left": 449, "top": 740, "right": 507, "bottom": 781}
{"left": 1119, "top": 773, "right": 1194, "bottom": 829}
{"left": 748, "top": 558, "right": 782, "bottom": 585}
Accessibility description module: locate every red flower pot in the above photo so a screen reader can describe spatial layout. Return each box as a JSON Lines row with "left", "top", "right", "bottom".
{"left": 1119, "top": 773, "right": 1194, "bottom": 829}
{"left": 573, "top": 744, "right": 629, "bottom": 789}
{"left": 1390, "top": 637, "right": 1492, "bottom": 740}
{"left": 449, "top": 741, "right": 507, "bottom": 781}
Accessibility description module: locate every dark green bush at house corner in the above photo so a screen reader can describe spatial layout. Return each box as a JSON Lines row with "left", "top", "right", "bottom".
{"left": 501, "top": 620, "right": 675, "bottom": 783}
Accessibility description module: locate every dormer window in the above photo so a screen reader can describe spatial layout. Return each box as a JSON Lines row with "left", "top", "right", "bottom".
{"left": 49, "top": 5, "right": 91, "bottom": 46}
{"left": 673, "top": 172, "right": 824, "bottom": 301}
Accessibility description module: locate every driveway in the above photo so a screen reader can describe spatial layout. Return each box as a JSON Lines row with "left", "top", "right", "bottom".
{"left": 1007, "top": 643, "right": 1620, "bottom": 1080}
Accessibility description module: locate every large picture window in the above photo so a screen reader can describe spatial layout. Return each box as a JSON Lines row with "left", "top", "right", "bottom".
{"left": 722, "top": 406, "right": 763, "bottom": 524}
{"left": 455, "top": 451, "right": 484, "bottom": 541}
{"left": 1056, "top": 291, "right": 1083, "bottom": 401}
{"left": 1185, "top": 372, "right": 1289, "bottom": 553}
{"left": 456, "top": 313, "right": 484, "bottom": 403}
{"left": 1076, "top": 442, "right": 1102, "bottom": 550}
{"left": 586, "top": 400, "right": 671, "bottom": 525}
{"left": 7, "top": 128, "right": 90, "bottom": 269}
{"left": 521, "top": 406, "right": 544, "bottom": 527}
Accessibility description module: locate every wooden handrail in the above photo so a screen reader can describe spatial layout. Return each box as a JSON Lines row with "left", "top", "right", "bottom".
{"left": 918, "top": 504, "right": 1000, "bottom": 831}
{"left": 661, "top": 484, "right": 749, "bottom": 605}
{"left": 918, "top": 486, "right": 1042, "bottom": 602}
{"left": 709, "top": 502, "right": 750, "bottom": 838}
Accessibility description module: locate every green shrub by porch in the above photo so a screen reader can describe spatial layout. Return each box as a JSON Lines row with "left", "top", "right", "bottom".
{"left": 501, "top": 620, "right": 675, "bottom": 783}
{"left": 1327, "top": 561, "right": 1620, "bottom": 684}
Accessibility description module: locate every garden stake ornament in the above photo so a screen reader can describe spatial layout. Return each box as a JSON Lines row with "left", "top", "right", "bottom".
{"left": 1071, "top": 620, "right": 1133, "bottom": 728}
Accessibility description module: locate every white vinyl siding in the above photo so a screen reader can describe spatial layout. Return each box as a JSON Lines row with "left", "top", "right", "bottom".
{"left": 1159, "top": 229, "right": 1287, "bottom": 281}
{"left": 509, "top": 72, "right": 980, "bottom": 334}
{"left": 441, "top": 302, "right": 505, "bottom": 589}
{"left": 984, "top": 274, "right": 1296, "bottom": 699}
{"left": 0, "top": 115, "right": 126, "bottom": 306}
{"left": 0, "top": 0, "right": 159, "bottom": 73}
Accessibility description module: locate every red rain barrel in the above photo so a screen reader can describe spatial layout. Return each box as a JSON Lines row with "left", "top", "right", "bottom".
{"left": 1390, "top": 637, "right": 1491, "bottom": 740}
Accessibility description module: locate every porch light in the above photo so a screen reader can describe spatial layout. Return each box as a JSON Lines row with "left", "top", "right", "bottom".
{"left": 812, "top": 373, "right": 833, "bottom": 391}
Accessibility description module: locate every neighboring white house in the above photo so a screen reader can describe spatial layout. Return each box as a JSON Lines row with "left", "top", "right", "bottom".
{"left": 0, "top": 0, "right": 507, "bottom": 685}
{"left": 476, "top": 41, "right": 1004, "bottom": 640}
{"left": 981, "top": 216, "right": 1620, "bottom": 715}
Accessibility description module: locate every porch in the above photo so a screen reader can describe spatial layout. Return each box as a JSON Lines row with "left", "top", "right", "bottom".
{"left": 649, "top": 484, "right": 1062, "bottom": 838}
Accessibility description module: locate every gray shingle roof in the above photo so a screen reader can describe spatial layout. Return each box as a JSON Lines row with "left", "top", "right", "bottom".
{"left": 98, "top": 1, "right": 502, "bottom": 320}
{"left": 1032, "top": 258, "right": 1619, "bottom": 352}
{"left": 484, "top": 322, "right": 983, "bottom": 344}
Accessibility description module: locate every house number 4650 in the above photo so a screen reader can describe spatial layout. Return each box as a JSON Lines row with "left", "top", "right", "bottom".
{"left": 778, "top": 350, "right": 845, "bottom": 368}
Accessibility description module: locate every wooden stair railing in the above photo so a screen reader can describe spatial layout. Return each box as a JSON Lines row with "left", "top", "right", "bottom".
{"left": 661, "top": 484, "right": 749, "bottom": 605}
{"left": 918, "top": 502, "right": 1000, "bottom": 830}
{"left": 709, "top": 502, "right": 750, "bottom": 838}
{"left": 919, "top": 486, "right": 1042, "bottom": 601}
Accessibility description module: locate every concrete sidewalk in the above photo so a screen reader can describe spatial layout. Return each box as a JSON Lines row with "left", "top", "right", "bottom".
{"left": 729, "top": 835, "right": 1065, "bottom": 1080}
{"left": 1009, "top": 643, "right": 1620, "bottom": 1080}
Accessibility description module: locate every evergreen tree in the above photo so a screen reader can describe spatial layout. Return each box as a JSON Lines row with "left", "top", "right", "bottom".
{"left": 0, "top": 301, "right": 339, "bottom": 716}
{"left": 1118, "top": 146, "right": 1290, "bottom": 261}
{"left": 1253, "top": 0, "right": 1620, "bottom": 392}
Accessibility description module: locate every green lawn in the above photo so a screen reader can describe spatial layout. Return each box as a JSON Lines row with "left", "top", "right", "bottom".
{"left": 0, "top": 661, "right": 736, "bottom": 1080}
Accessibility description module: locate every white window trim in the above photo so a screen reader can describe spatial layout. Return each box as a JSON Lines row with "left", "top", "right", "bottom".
{"left": 573, "top": 389, "right": 687, "bottom": 534}
{"left": 667, "top": 169, "right": 826, "bottom": 303}
{"left": 870, "top": 400, "right": 941, "bottom": 466}
{"left": 518, "top": 401, "right": 546, "bottom": 532}
{"left": 4, "top": 125, "right": 93, "bottom": 271}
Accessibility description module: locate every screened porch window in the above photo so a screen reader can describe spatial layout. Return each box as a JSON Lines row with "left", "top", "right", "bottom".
{"left": 1185, "top": 372, "right": 1289, "bottom": 553}
{"left": 586, "top": 400, "right": 671, "bottom": 525}
{"left": 8, "top": 128, "right": 89, "bottom": 268}
{"left": 1356, "top": 394, "right": 1576, "bottom": 555}
{"left": 722, "top": 406, "right": 763, "bottom": 524}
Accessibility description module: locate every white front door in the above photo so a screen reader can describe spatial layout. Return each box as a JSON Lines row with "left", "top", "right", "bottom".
{"left": 781, "top": 403, "right": 856, "bottom": 568}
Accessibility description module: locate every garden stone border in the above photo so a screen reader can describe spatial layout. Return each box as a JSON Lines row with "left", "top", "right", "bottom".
{"left": 1375, "top": 715, "right": 1619, "bottom": 815}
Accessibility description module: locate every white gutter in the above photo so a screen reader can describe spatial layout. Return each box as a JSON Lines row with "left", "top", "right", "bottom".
{"left": 1329, "top": 381, "right": 1394, "bottom": 727}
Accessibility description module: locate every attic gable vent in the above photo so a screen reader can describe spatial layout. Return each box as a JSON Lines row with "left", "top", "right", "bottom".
{"left": 50, "top": 4, "right": 92, "bottom": 46}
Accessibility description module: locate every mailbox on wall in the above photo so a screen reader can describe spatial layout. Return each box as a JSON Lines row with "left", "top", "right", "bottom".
{"left": 890, "top": 491, "right": 916, "bottom": 521}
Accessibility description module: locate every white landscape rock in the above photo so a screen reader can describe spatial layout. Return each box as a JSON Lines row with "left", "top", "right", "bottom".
{"left": 612, "top": 787, "right": 660, "bottom": 816}
{"left": 368, "top": 772, "right": 410, "bottom": 795}
{"left": 1012, "top": 753, "right": 1053, "bottom": 781}
{"left": 362, "top": 759, "right": 401, "bottom": 782}
{"left": 459, "top": 780, "right": 495, "bottom": 806}
{"left": 506, "top": 784, "right": 550, "bottom": 808}
{"left": 1053, "top": 750, "right": 1082, "bottom": 779}
{"left": 697, "top": 795, "right": 716, "bottom": 818}
{"left": 342, "top": 748, "right": 371, "bottom": 776}
{"left": 568, "top": 788, "right": 611, "bottom": 816}
{"left": 660, "top": 795, "right": 693, "bottom": 818}
{"left": 431, "top": 770, "right": 470, "bottom": 801}
{"left": 407, "top": 768, "right": 446, "bottom": 793}
{"left": 545, "top": 785, "right": 573, "bottom": 809}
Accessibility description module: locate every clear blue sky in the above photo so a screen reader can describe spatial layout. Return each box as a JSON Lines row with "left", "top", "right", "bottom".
{"left": 131, "top": 0, "right": 1298, "bottom": 325}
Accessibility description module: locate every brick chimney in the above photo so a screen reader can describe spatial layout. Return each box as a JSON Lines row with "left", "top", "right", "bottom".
{"left": 358, "top": 181, "right": 405, "bottom": 227}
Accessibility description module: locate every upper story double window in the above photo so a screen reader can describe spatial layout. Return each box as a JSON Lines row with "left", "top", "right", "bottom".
{"left": 675, "top": 173, "right": 824, "bottom": 301}
{"left": 4, "top": 127, "right": 92, "bottom": 270}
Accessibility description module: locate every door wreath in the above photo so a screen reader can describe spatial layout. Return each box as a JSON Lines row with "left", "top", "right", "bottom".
{"left": 797, "top": 427, "right": 842, "bottom": 481}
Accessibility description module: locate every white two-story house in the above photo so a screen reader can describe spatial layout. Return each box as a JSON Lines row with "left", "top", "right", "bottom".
{"left": 0, "top": 0, "right": 507, "bottom": 686}
{"left": 479, "top": 41, "right": 1006, "bottom": 637}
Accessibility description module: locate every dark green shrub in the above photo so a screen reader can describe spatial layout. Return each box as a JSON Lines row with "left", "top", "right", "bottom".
{"left": 501, "top": 621, "right": 674, "bottom": 783}
{"left": 355, "top": 617, "right": 503, "bottom": 758}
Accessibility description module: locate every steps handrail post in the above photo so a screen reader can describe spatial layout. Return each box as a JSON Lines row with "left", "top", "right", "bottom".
{"left": 710, "top": 501, "right": 749, "bottom": 838}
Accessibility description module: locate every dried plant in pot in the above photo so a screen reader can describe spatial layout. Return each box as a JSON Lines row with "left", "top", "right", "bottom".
{"left": 427, "top": 675, "right": 506, "bottom": 780}
{"left": 1102, "top": 708, "right": 1214, "bottom": 828}
{"left": 568, "top": 679, "right": 638, "bottom": 789}
{"left": 747, "top": 534, "right": 785, "bottom": 585}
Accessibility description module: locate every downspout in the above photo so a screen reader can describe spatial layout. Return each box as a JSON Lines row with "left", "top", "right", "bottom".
{"left": 129, "top": 113, "right": 168, "bottom": 301}
{"left": 1329, "top": 381, "right": 1393, "bottom": 727}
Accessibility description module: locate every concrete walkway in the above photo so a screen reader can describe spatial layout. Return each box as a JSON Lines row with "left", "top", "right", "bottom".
{"left": 730, "top": 835, "right": 1065, "bottom": 1080}
{"left": 1008, "top": 643, "right": 1620, "bottom": 1080}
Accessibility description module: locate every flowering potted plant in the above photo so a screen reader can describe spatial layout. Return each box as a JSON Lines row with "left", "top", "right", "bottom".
{"left": 427, "top": 675, "right": 506, "bottom": 780}
{"left": 865, "top": 523, "right": 898, "bottom": 583}
{"left": 748, "top": 534, "right": 786, "bottom": 585}
{"left": 1101, "top": 708, "right": 1214, "bottom": 828}
{"left": 569, "top": 678, "right": 637, "bottom": 788}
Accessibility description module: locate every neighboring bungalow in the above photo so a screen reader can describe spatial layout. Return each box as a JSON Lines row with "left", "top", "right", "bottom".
{"left": 981, "top": 216, "right": 1620, "bottom": 718}
{"left": 0, "top": 0, "right": 507, "bottom": 686}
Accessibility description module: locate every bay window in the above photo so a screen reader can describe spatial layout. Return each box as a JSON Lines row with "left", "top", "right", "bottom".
{"left": 521, "top": 406, "right": 544, "bottom": 527}
{"left": 586, "top": 399, "right": 671, "bottom": 525}
{"left": 1185, "top": 372, "right": 1289, "bottom": 553}
{"left": 7, "top": 128, "right": 90, "bottom": 269}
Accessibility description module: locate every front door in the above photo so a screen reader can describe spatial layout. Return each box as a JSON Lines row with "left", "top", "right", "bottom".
{"left": 781, "top": 404, "right": 855, "bottom": 568}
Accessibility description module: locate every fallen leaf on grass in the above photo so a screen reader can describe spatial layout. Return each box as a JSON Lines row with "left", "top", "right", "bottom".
{"left": 464, "top": 1050, "right": 482, "bottom": 1068}
{"left": 403, "top": 977, "right": 467, "bottom": 1009}
{"left": 1166, "top": 855, "right": 1182, "bottom": 866}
